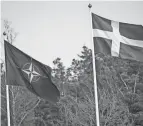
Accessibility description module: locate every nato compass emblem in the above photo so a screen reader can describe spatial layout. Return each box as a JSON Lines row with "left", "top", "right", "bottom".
{"left": 22, "top": 63, "right": 41, "bottom": 83}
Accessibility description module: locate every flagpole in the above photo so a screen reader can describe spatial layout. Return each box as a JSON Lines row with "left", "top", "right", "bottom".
{"left": 88, "top": 4, "right": 100, "bottom": 126}
{"left": 3, "top": 33, "right": 11, "bottom": 126}
{"left": 6, "top": 85, "right": 11, "bottom": 126}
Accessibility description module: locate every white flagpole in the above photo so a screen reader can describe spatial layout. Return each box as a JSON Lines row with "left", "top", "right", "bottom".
{"left": 6, "top": 85, "right": 11, "bottom": 126}
{"left": 88, "top": 4, "right": 100, "bottom": 126}
{"left": 3, "top": 33, "right": 11, "bottom": 126}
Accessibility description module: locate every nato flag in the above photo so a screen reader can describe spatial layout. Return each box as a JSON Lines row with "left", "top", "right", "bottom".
{"left": 4, "top": 41, "right": 60, "bottom": 103}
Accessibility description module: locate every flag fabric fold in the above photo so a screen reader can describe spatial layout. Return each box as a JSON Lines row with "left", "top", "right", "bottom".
{"left": 4, "top": 41, "right": 60, "bottom": 103}
{"left": 92, "top": 13, "right": 143, "bottom": 62}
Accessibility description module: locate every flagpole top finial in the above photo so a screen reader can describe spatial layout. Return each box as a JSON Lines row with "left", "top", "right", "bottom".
{"left": 88, "top": 3, "right": 92, "bottom": 8}
{"left": 3, "top": 32, "right": 6, "bottom": 36}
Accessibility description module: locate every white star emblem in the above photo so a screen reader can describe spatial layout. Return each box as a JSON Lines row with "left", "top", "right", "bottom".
{"left": 22, "top": 63, "right": 41, "bottom": 83}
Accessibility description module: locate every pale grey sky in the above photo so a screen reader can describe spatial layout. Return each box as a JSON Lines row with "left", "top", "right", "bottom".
{"left": 1, "top": 1, "right": 143, "bottom": 67}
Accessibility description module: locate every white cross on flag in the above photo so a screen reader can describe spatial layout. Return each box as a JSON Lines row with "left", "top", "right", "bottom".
{"left": 92, "top": 13, "right": 143, "bottom": 62}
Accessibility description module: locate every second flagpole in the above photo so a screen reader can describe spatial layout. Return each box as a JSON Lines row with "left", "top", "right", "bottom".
{"left": 88, "top": 3, "right": 100, "bottom": 126}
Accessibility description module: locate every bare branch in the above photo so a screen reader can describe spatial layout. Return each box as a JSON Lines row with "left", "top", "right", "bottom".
{"left": 133, "top": 71, "right": 139, "bottom": 93}
{"left": 1, "top": 107, "right": 7, "bottom": 113}
{"left": 118, "top": 88, "right": 124, "bottom": 97}
{"left": 134, "top": 77, "right": 137, "bottom": 93}
{"left": 18, "top": 98, "right": 41, "bottom": 126}
{"left": 13, "top": 91, "right": 20, "bottom": 101}
{"left": 119, "top": 74, "right": 129, "bottom": 90}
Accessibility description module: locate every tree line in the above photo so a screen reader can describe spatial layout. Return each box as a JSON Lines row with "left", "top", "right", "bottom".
{"left": 1, "top": 20, "right": 143, "bottom": 126}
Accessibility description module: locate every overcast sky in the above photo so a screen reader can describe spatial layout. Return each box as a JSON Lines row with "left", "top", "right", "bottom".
{"left": 1, "top": 1, "right": 143, "bottom": 68}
